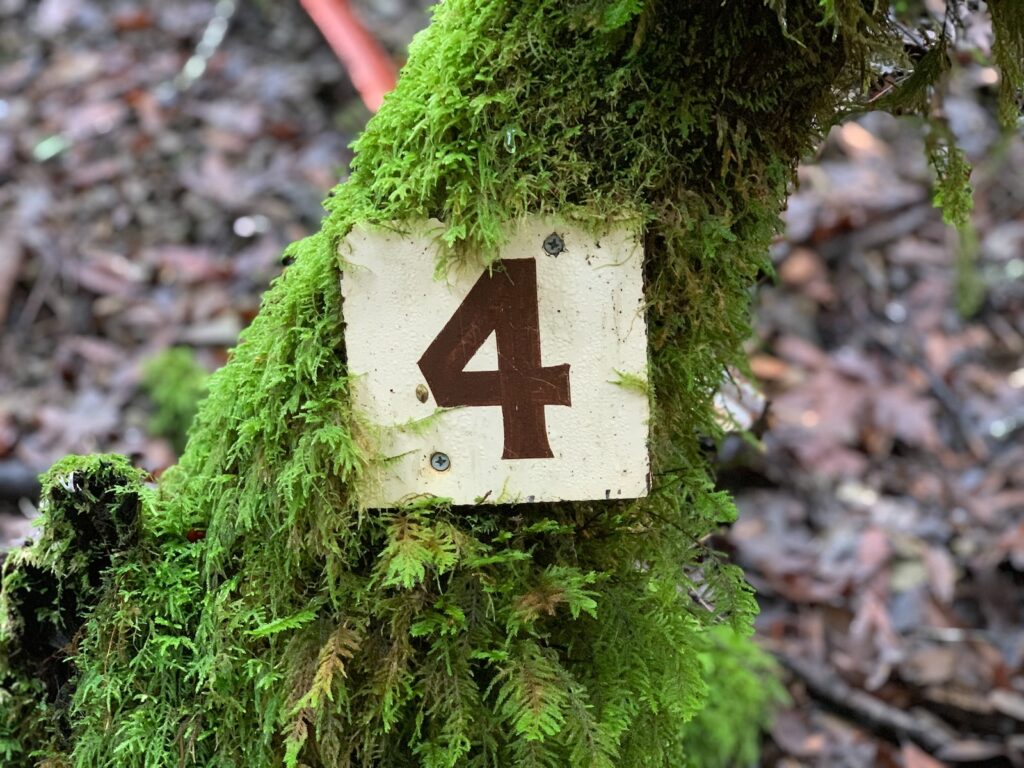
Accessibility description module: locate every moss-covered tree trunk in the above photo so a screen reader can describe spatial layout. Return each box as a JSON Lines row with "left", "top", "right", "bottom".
{"left": 2, "top": 1, "right": 1020, "bottom": 766}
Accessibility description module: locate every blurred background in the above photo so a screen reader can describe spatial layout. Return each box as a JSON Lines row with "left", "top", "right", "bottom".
{"left": 0, "top": 1, "right": 1022, "bottom": 765}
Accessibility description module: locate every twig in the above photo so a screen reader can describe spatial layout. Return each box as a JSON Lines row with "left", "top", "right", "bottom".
{"left": 299, "top": 0, "right": 397, "bottom": 112}
{"left": 0, "top": 230, "right": 22, "bottom": 326}
{"left": 777, "top": 652, "right": 958, "bottom": 755}
{"left": 156, "top": 0, "right": 238, "bottom": 99}
{"left": 14, "top": 246, "right": 58, "bottom": 332}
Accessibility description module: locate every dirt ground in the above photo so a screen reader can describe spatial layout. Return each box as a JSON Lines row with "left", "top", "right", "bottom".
{"left": 1, "top": 2, "right": 1022, "bottom": 766}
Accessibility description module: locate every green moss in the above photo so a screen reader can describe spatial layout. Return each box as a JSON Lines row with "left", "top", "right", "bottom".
{"left": 1, "top": 455, "right": 148, "bottom": 763}
{"left": 609, "top": 370, "right": 650, "bottom": 396}
{"left": 927, "top": 122, "right": 974, "bottom": 231}
{"left": 141, "top": 347, "right": 210, "bottom": 454}
{"left": 682, "top": 626, "right": 787, "bottom": 768}
{"left": 990, "top": 0, "right": 1024, "bottom": 130}
{"left": 2, "top": 1, "right": 1020, "bottom": 767}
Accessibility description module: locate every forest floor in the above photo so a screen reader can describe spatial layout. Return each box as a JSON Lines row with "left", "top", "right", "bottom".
{"left": 1, "top": 2, "right": 1022, "bottom": 766}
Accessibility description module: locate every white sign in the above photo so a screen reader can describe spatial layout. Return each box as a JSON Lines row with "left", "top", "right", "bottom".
{"left": 340, "top": 218, "right": 650, "bottom": 508}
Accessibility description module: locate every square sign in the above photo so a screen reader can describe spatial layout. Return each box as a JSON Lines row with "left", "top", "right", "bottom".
{"left": 340, "top": 218, "right": 650, "bottom": 508}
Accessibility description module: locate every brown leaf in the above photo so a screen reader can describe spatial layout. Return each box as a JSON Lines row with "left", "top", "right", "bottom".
{"left": 834, "top": 122, "right": 888, "bottom": 161}
{"left": 62, "top": 100, "right": 129, "bottom": 142}
{"left": 923, "top": 547, "right": 957, "bottom": 605}
{"left": 857, "top": 527, "right": 892, "bottom": 576}
{"left": 112, "top": 9, "right": 154, "bottom": 31}
{"left": 749, "top": 353, "right": 792, "bottom": 382}
{"left": 901, "top": 742, "right": 946, "bottom": 768}
{"left": 774, "top": 334, "right": 831, "bottom": 370}
{"left": 770, "top": 710, "right": 827, "bottom": 758}
{"left": 773, "top": 369, "right": 868, "bottom": 447}
{"left": 899, "top": 645, "right": 957, "bottom": 687}
{"left": 779, "top": 247, "right": 828, "bottom": 289}
{"left": 144, "top": 246, "right": 229, "bottom": 284}
{"left": 869, "top": 385, "right": 940, "bottom": 452}
{"left": 179, "top": 152, "right": 257, "bottom": 209}
{"left": 989, "top": 689, "right": 1024, "bottom": 722}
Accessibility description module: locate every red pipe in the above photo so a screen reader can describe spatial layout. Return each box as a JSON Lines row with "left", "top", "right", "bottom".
{"left": 299, "top": 0, "right": 398, "bottom": 112}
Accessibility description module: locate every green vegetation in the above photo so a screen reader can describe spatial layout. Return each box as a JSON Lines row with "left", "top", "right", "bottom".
{"left": 141, "top": 347, "right": 210, "bottom": 453}
{"left": 682, "top": 626, "right": 788, "bottom": 768}
{"left": 2, "top": 1, "right": 1021, "bottom": 766}
{"left": 1, "top": 456, "right": 148, "bottom": 763}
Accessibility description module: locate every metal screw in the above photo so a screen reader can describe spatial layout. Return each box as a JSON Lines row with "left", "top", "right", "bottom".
{"left": 430, "top": 452, "right": 451, "bottom": 472}
{"left": 542, "top": 233, "right": 564, "bottom": 256}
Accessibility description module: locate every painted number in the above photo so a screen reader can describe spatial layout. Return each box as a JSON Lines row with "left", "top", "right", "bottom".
{"left": 417, "top": 259, "right": 571, "bottom": 459}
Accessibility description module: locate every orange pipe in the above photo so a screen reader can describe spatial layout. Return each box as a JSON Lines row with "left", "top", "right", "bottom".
{"left": 299, "top": 0, "right": 398, "bottom": 112}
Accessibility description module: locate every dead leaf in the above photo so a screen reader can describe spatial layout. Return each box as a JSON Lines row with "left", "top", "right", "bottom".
{"left": 144, "top": 246, "right": 230, "bottom": 284}
{"left": 749, "top": 353, "right": 793, "bottom": 382}
{"left": 62, "top": 100, "right": 129, "bottom": 141}
{"left": 936, "top": 739, "right": 1006, "bottom": 763}
{"left": 34, "top": 0, "right": 82, "bottom": 36}
{"left": 901, "top": 742, "right": 946, "bottom": 768}
{"left": 989, "top": 689, "right": 1024, "bottom": 722}
{"left": 779, "top": 248, "right": 836, "bottom": 305}
{"left": 112, "top": 8, "right": 154, "bottom": 31}
{"left": 899, "top": 645, "right": 957, "bottom": 687}
{"left": 857, "top": 527, "right": 892, "bottom": 576}
{"left": 923, "top": 547, "right": 957, "bottom": 605}
{"left": 869, "top": 385, "right": 940, "bottom": 452}
{"left": 774, "top": 334, "right": 832, "bottom": 370}
{"left": 770, "top": 710, "right": 827, "bottom": 758}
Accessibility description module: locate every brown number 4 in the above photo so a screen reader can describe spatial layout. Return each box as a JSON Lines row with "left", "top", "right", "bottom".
{"left": 417, "top": 258, "right": 571, "bottom": 459}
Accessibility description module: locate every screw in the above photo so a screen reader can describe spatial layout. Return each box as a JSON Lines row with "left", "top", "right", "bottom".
{"left": 542, "top": 233, "right": 564, "bottom": 256}
{"left": 430, "top": 452, "right": 451, "bottom": 472}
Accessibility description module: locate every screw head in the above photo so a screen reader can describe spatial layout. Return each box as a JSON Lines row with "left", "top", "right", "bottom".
{"left": 542, "top": 232, "right": 564, "bottom": 256}
{"left": 430, "top": 452, "right": 451, "bottom": 472}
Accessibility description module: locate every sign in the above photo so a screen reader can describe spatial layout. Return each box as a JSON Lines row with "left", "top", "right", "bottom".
{"left": 340, "top": 218, "right": 650, "bottom": 507}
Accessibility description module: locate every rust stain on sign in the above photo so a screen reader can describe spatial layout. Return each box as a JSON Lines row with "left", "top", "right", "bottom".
{"left": 340, "top": 218, "right": 650, "bottom": 508}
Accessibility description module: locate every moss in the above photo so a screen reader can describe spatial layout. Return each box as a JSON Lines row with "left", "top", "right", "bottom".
{"left": 681, "top": 626, "right": 787, "bottom": 768}
{"left": 1, "top": 455, "right": 148, "bottom": 763}
{"left": 2, "top": 1, "right": 1020, "bottom": 767}
{"left": 141, "top": 347, "right": 210, "bottom": 454}
{"left": 989, "top": 0, "right": 1024, "bottom": 130}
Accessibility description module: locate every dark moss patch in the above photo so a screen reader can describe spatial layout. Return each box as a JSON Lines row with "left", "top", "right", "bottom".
{"left": 1, "top": 455, "right": 147, "bottom": 763}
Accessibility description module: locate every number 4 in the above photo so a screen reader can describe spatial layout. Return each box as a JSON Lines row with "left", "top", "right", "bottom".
{"left": 417, "top": 259, "right": 571, "bottom": 459}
